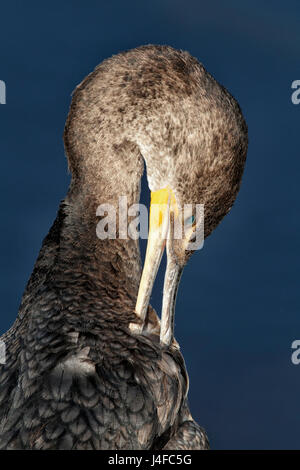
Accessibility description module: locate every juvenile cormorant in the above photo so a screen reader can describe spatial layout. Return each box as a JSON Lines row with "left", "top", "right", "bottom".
{"left": 0, "top": 45, "right": 247, "bottom": 449}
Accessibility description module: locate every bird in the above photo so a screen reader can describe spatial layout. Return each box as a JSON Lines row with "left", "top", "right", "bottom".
{"left": 0, "top": 45, "right": 247, "bottom": 450}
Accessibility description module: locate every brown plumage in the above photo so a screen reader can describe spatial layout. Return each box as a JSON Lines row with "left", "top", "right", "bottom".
{"left": 0, "top": 45, "right": 247, "bottom": 449}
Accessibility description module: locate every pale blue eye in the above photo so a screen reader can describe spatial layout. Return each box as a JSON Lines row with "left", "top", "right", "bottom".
{"left": 185, "top": 215, "right": 195, "bottom": 226}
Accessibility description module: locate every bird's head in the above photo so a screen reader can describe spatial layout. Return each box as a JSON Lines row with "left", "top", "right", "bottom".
{"left": 64, "top": 44, "right": 247, "bottom": 346}
{"left": 132, "top": 47, "right": 248, "bottom": 345}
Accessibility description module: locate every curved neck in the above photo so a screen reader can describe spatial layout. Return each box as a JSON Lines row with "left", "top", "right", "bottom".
{"left": 58, "top": 66, "right": 151, "bottom": 311}
{"left": 59, "top": 139, "right": 144, "bottom": 300}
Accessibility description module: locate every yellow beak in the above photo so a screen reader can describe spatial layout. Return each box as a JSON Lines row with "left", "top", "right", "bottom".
{"left": 135, "top": 187, "right": 171, "bottom": 327}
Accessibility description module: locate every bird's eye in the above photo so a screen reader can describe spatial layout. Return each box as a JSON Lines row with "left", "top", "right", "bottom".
{"left": 185, "top": 215, "right": 195, "bottom": 226}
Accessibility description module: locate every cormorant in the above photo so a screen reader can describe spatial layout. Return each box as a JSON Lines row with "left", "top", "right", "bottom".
{"left": 0, "top": 45, "right": 247, "bottom": 449}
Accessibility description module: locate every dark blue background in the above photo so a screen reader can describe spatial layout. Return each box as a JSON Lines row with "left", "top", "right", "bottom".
{"left": 0, "top": 0, "right": 299, "bottom": 449}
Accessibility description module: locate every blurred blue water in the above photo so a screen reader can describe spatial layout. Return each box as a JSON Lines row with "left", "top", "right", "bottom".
{"left": 0, "top": 0, "right": 299, "bottom": 449}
